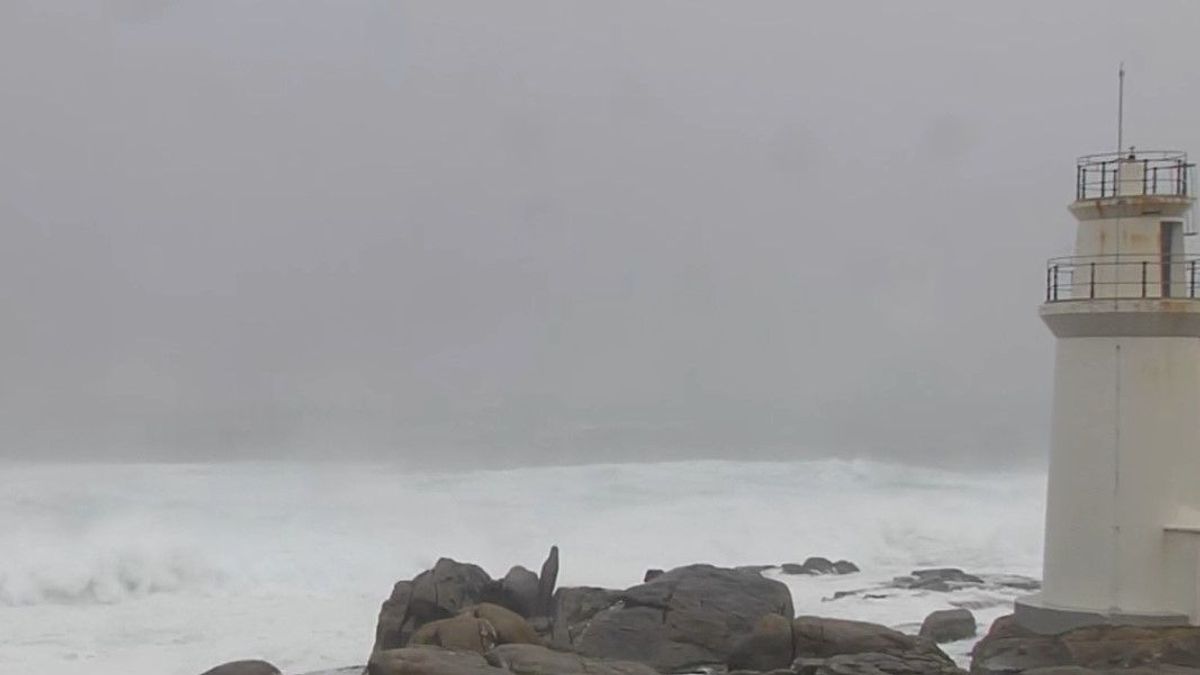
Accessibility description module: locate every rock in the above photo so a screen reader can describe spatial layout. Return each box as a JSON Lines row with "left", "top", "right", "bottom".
{"left": 986, "top": 575, "right": 1042, "bottom": 591}
{"left": 911, "top": 568, "right": 984, "bottom": 585}
{"left": 792, "top": 616, "right": 939, "bottom": 659}
{"left": 644, "top": 569, "right": 664, "bottom": 582}
{"left": 461, "top": 604, "right": 541, "bottom": 646}
{"left": 911, "top": 578, "right": 952, "bottom": 592}
{"left": 729, "top": 613, "right": 797, "bottom": 672}
{"left": 199, "top": 661, "right": 281, "bottom": 675}
{"left": 576, "top": 564, "right": 795, "bottom": 671}
{"left": 969, "top": 615, "right": 1200, "bottom": 674}
{"left": 920, "top": 609, "right": 976, "bottom": 643}
{"left": 409, "top": 615, "right": 499, "bottom": 654}
{"left": 832, "top": 561, "right": 860, "bottom": 575}
{"left": 888, "top": 569, "right": 984, "bottom": 594}
{"left": 535, "top": 546, "right": 558, "bottom": 617}
{"left": 494, "top": 567, "right": 540, "bottom": 618}
{"left": 368, "top": 646, "right": 508, "bottom": 675}
{"left": 970, "top": 615, "right": 1072, "bottom": 674}
{"left": 550, "top": 586, "right": 620, "bottom": 650}
{"left": 730, "top": 616, "right": 960, "bottom": 675}
{"left": 373, "top": 559, "right": 495, "bottom": 651}
{"left": 807, "top": 651, "right": 965, "bottom": 675}
{"left": 486, "top": 644, "right": 658, "bottom": 675}
{"left": 376, "top": 581, "right": 416, "bottom": 651}
{"left": 781, "top": 557, "right": 859, "bottom": 576}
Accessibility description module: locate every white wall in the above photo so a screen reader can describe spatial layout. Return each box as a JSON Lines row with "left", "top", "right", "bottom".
{"left": 1043, "top": 335, "right": 1200, "bottom": 615}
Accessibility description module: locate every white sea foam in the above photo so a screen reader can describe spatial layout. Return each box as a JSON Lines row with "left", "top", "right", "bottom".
{"left": 0, "top": 459, "right": 1046, "bottom": 674}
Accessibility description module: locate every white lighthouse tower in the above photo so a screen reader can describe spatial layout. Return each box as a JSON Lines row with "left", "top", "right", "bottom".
{"left": 1015, "top": 148, "right": 1200, "bottom": 632}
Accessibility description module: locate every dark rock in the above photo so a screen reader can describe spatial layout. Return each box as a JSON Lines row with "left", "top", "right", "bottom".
{"left": 549, "top": 586, "right": 620, "bottom": 651}
{"left": 526, "top": 616, "right": 552, "bottom": 640}
{"left": 832, "top": 561, "right": 860, "bottom": 575}
{"left": 919, "top": 609, "right": 976, "bottom": 643}
{"left": 803, "top": 557, "right": 836, "bottom": 574}
{"left": 373, "top": 559, "right": 495, "bottom": 652}
{"left": 487, "top": 566, "right": 540, "bottom": 618}
{"left": 792, "top": 616, "right": 936, "bottom": 659}
{"left": 199, "top": 661, "right": 281, "bottom": 675}
{"left": 486, "top": 643, "right": 658, "bottom": 675}
{"left": 911, "top": 578, "right": 952, "bottom": 592}
{"left": 729, "top": 613, "right": 797, "bottom": 672}
{"left": 809, "top": 651, "right": 965, "bottom": 675}
{"left": 729, "top": 616, "right": 960, "bottom": 675}
{"left": 782, "top": 558, "right": 859, "bottom": 576}
{"left": 410, "top": 615, "right": 499, "bottom": 653}
{"left": 576, "top": 564, "right": 794, "bottom": 671}
{"left": 536, "top": 546, "right": 559, "bottom": 617}
{"left": 968, "top": 615, "right": 1200, "bottom": 674}
{"left": 644, "top": 569, "right": 664, "bottom": 582}
{"left": 461, "top": 604, "right": 541, "bottom": 646}
{"left": 910, "top": 568, "right": 984, "bottom": 585}
{"left": 368, "top": 646, "right": 508, "bottom": 675}
{"left": 986, "top": 575, "right": 1042, "bottom": 591}
{"left": 375, "top": 581, "right": 416, "bottom": 651}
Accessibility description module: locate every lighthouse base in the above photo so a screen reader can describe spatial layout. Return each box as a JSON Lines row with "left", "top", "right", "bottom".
{"left": 1014, "top": 593, "right": 1191, "bottom": 635}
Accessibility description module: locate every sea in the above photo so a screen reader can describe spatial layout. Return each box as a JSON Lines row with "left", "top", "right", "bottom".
{"left": 0, "top": 459, "right": 1046, "bottom": 674}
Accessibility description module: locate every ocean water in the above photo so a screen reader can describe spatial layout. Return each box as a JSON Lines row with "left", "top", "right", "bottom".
{"left": 0, "top": 459, "right": 1045, "bottom": 674}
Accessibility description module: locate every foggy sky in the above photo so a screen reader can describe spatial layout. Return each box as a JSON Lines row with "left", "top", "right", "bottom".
{"left": 4, "top": 1, "right": 1200, "bottom": 466}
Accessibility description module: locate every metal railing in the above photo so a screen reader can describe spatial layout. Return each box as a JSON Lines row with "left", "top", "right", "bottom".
{"left": 1076, "top": 151, "right": 1192, "bottom": 200}
{"left": 1045, "top": 254, "right": 1200, "bottom": 302}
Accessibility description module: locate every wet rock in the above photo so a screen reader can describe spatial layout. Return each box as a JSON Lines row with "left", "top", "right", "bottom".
{"left": 986, "top": 575, "right": 1042, "bottom": 592}
{"left": 199, "top": 661, "right": 281, "bottom": 675}
{"left": 832, "top": 561, "right": 861, "bottom": 575}
{"left": 576, "top": 564, "right": 794, "bottom": 671}
{"left": 919, "top": 608, "right": 976, "bottom": 643}
{"left": 912, "top": 569, "right": 984, "bottom": 584}
{"left": 889, "top": 569, "right": 984, "bottom": 593}
{"left": 781, "top": 557, "right": 859, "bottom": 576}
{"left": 368, "top": 646, "right": 508, "bottom": 675}
{"left": 486, "top": 644, "right": 657, "bottom": 675}
{"left": 549, "top": 586, "right": 620, "bottom": 651}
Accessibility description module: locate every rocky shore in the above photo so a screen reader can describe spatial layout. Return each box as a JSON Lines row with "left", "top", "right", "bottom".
{"left": 194, "top": 548, "right": 1200, "bottom": 675}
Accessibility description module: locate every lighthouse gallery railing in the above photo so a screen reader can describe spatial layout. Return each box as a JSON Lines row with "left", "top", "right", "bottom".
{"left": 1045, "top": 255, "right": 1200, "bottom": 302}
{"left": 1076, "top": 151, "right": 1193, "bottom": 200}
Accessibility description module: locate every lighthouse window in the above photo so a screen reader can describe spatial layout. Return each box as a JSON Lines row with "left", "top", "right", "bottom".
{"left": 1162, "top": 221, "right": 1184, "bottom": 297}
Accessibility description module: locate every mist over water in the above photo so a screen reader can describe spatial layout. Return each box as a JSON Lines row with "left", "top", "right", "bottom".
{"left": 6, "top": 0, "right": 1200, "bottom": 466}
{"left": 0, "top": 458, "right": 1044, "bottom": 673}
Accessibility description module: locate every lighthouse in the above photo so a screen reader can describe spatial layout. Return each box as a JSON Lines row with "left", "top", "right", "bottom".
{"left": 1015, "top": 149, "right": 1200, "bottom": 632}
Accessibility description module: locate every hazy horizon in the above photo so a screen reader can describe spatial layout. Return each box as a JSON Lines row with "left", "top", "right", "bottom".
{"left": 4, "top": 1, "right": 1200, "bottom": 466}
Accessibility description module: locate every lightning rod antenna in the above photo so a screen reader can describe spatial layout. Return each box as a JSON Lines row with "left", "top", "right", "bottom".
{"left": 1117, "top": 63, "right": 1125, "bottom": 154}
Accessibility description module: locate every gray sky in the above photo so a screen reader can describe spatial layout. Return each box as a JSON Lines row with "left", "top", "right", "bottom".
{"left": 3, "top": 1, "right": 1199, "bottom": 466}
